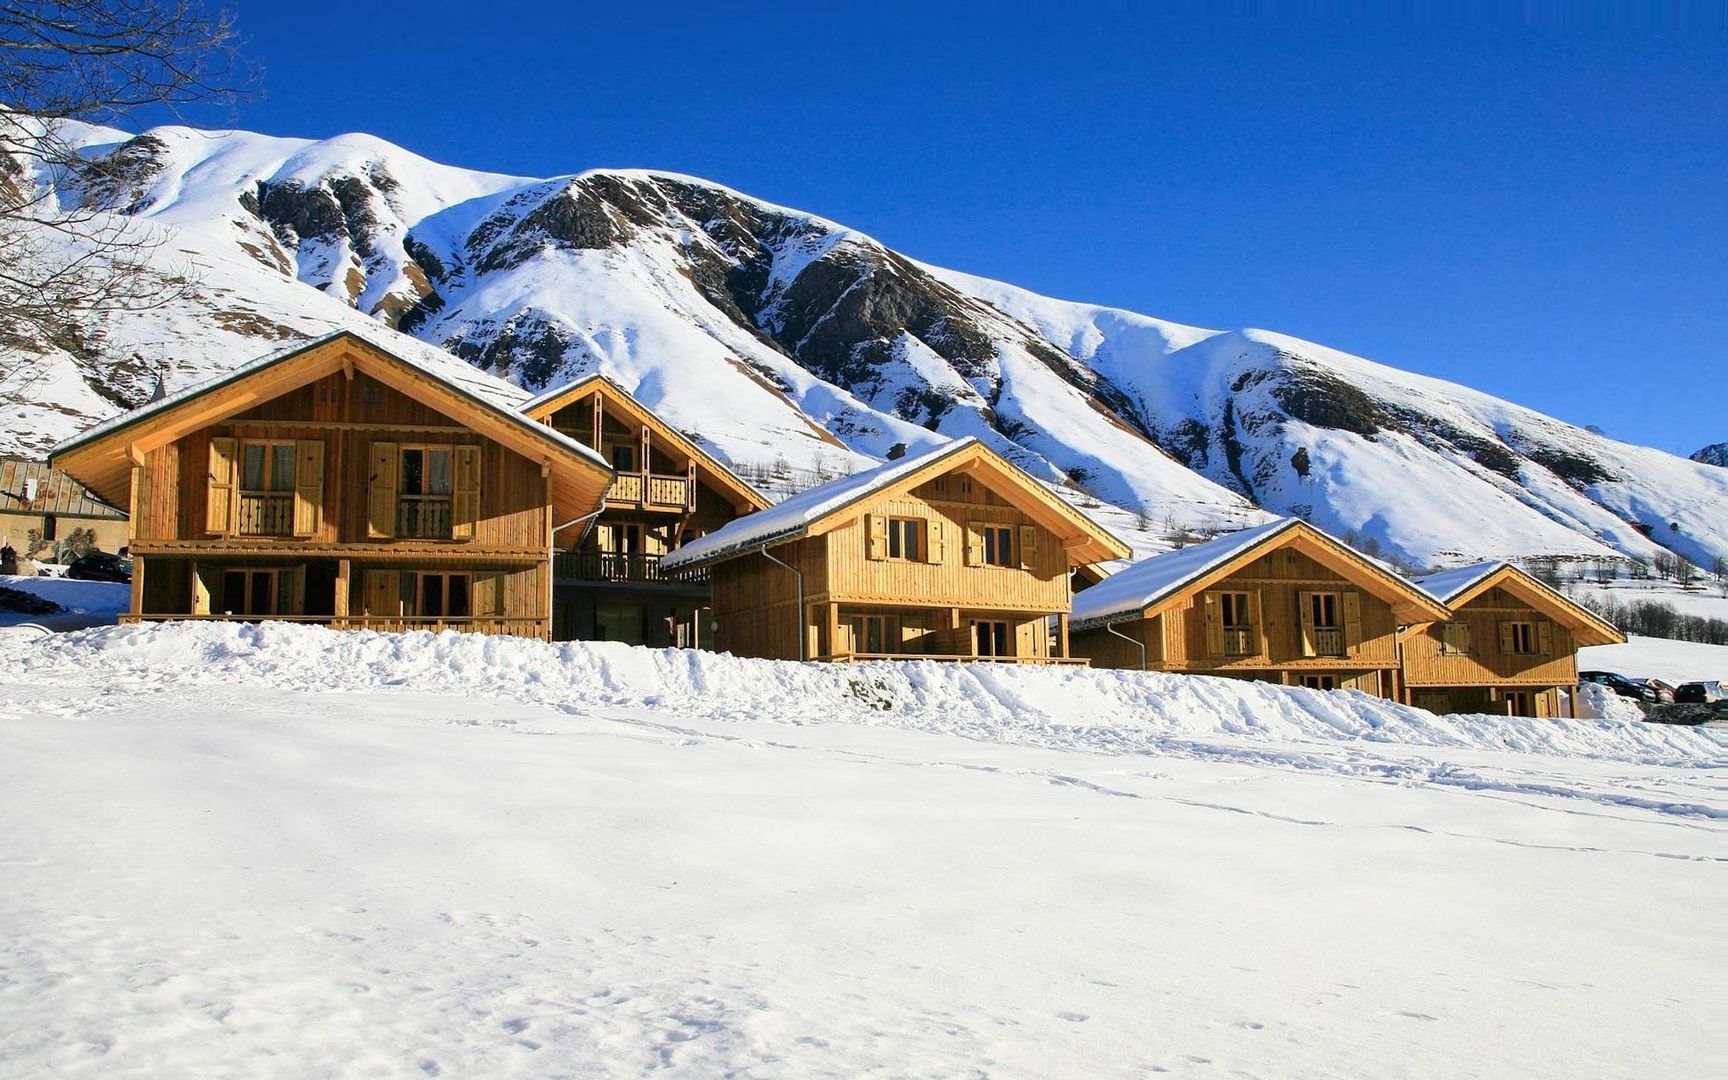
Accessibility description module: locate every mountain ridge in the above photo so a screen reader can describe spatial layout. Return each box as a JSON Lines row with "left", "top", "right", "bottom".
{"left": 4, "top": 118, "right": 1723, "bottom": 570}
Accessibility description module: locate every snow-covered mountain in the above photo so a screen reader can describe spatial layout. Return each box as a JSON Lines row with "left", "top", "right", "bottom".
{"left": 5, "top": 119, "right": 1724, "bottom": 570}
{"left": 1692, "top": 443, "right": 1726, "bottom": 468}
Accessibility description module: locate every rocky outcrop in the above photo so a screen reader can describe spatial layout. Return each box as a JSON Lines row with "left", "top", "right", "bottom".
{"left": 1692, "top": 442, "right": 1727, "bottom": 467}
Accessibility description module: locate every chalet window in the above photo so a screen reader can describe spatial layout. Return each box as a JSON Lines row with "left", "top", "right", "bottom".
{"left": 974, "top": 619, "right": 1010, "bottom": 658}
{"left": 217, "top": 566, "right": 300, "bottom": 618}
{"left": 377, "top": 443, "right": 480, "bottom": 541}
{"left": 596, "top": 602, "right": 645, "bottom": 645}
{"left": 404, "top": 572, "right": 471, "bottom": 619}
{"left": 1440, "top": 620, "right": 1473, "bottom": 655}
{"left": 885, "top": 517, "right": 921, "bottom": 561}
{"left": 846, "top": 614, "right": 897, "bottom": 655}
{"left": 981, "top": 525, "right": 1014, "bottom": 567}
{"left": 1299, "top": 674, "right": 1339, "bottom": 691}
{"left": 1298, "top": 590, "right": 1352, "bottom": 658}
{"left": 1220, "top": 591, "right": 1255, "bottom": 656}
{"left": 1503, "top": 690, "right": 1534, "bottom": 716}
{"left": 610, "top": 444, "right": 636, "bottom": 472}
{"left": 1499, "top": 620, "right": 1546, "bottom": 655}
{"left": 237, "top": 441, "right": 295, "bottom": 536}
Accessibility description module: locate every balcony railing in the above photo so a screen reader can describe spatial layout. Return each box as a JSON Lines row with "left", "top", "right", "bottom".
{"left": 397, "top": 496, "right": 452, "bottom": 539}
{"left": 554, "top": 550, "right": 707, "bottom": 584}
{"left": 120, "top": 613, "right": 548, "bottom": 638}
{"left": 237, "top": 492, "right": 293, "bottom": 536}
{"left": 823, "top": 651, "right": 1089, "bottom": 666}
{"left": 1313, "top": 627, "right": 1347, "bottom": 657}
{"left": 606, "top": 473, "right": 690, "bottom": 509}
{"left": 1223, "top": 627, "right": 1257, "bottom": 656}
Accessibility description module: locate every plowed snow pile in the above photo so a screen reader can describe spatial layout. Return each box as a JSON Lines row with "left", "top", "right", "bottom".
{"left": 0, "top": 623, "right": 1718, "bottom": 1079}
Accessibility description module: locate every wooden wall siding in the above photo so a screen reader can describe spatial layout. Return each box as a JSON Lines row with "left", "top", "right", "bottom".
{"left": 1402, "top": 587, "right": 1580, "bottom": 688}
{"left": 822, "top": 488, "right": 1070, "bottom": 611}
{"left": 1147, "top": 547, "right": 1400, "bottom": 671}
{"left": 139, "top": 372, "right": 551, "bottom": 553}
{"left": 1069, "top": 615, "right": 1164, "bottom": 670}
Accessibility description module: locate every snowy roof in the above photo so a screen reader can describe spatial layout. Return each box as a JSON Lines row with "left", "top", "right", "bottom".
{"left": 661, "top": 438, "right": 985, "bottom": 570}
{"left": 1411, "top": 561, "right": 1508, "bottom": 604}
{"left": 50, "top": 328, "right": 608, "bottom": 472}
{"left": 1070, "top": 518, "right": 1302, "bottom": 629}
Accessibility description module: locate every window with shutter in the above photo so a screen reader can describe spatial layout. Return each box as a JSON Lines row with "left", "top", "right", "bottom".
{"left": 1018, "top": 525, "right": 1038, "bottom": 571}
{"left": 451, "top": 445, "right": 481, "bottom": 541}
{"left": 206, "top": 437, "right": 238, "bottom": 535}
{"left": 292, "top": 440, "right": 324, "bottom": 537}
{"left": 368, "top": 442, "right": 398, "bottom": 538}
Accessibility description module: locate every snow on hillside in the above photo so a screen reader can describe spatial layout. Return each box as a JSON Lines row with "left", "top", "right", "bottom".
{"left": 1579, "top": 635, "right": 1728, "bottom": 684}
{"left": 0, "top": 623, "right": 1716, "bottom": 1078}
{"left": 4, "top": 120, "right": 1724, "bottom": 570}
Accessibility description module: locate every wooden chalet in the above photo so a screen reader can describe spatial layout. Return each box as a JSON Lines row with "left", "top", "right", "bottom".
{"left": 1404, "top": 561, "right": 1623, "bottom": 717}
{"left": 48, "top": 331, "right": 613, "bottom": 639}
{"left": 517, "top": 374, "right": 768, "bottom": 646}
{"left": 657, "top": 437, "right": 1131, "bottom": 663}
{"left": 1068, "top": 518, "right": 1449, "bottom": 697}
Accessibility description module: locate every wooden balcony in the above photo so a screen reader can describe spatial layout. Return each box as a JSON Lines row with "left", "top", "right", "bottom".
{"left": 1223, "top": 628, "right": 1256, "bottom": 656}
{"left": 821, "top": 651, "right": 1089, "bottom": 666}
{"left": 237, "top": 492, "right": 293, "bottom": 536}
{"left": 1312, "top": 627, "right": 1347, "bottom": 657}
{"left": 606, "top": 473, "right": 690, "bottom": 510}
{"left": 553, "top": 550, "right": 708, "bottom": 585}
{"left": 397, "top": 496, "right": 452, "bottom": 539}
{"left": 119, "top": 613, "right": 549, "bottom": 638}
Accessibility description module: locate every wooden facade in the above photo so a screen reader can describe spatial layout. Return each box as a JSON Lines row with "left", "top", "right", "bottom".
{"left": 519, "top": 375, "right": 767, "bottom": 646}
{"left": 1402, "top": 563, "right": 1623, "bottom": 717}
{"left": 663, "top": 439, "right": 1130, "bottom": 664}
{"left": 1069, "top": 519, "right": 1450, "bottom": 698}
{"left": 49, "top": 332, "right": 613, "bottom": 640}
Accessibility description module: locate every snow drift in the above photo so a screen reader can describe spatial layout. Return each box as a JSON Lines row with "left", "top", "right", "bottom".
{"left": 6, "top": 622, "right": 1715, "bottom": 770}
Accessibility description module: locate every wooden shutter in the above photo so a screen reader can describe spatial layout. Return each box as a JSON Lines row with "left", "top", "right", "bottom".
{"left": 1202, "top": 592, "right": 1225, "bottom": 657}
{"left": 1298, "top": 591, "right": 1317, "bottom": 657}
{"left": 1018, "top": 525, "right": 1038, "bottom": 571}
{"left": 365, "top": 569, "right": 400, "bottom": 618}
{"left": 965, "top": 522, "right": 983, "bottom": 566}
{"left": 926, "top": 518, "right": 945, "bottom": 564}
{"left": 866, "top": 514, "right": 887, "bottom": 560}
{"left": 452, "top": 445, "right": 481, "bottom": 541}
{"left": 1457, "top": 620, "right": 1473, "bottom": 655}
{"left": 1246, "top": 589, "right": 1265, "bottom": 656}
{"left": 206, "top": 437, "right": 237, "bottom": 535}
{"left": 1537, "top": 621, "right": 1553, "bottom": 656}
{"left": 285, "top": 565, "right": 306, "bottom": 616}
{"left": 1342, "top": 591, "right": 1363, "bottom": 651}
{"left": 1498, "top": 621, "right": 1515, "bottom": 655}
{"left": 190, "top": 562, "right": 211, "bottom": 615}
{"left": 368, "top": 441, "right": 398, "bottom": 538}
{"left": 292, "top": 440, "right": 324, "bottom": 538}
{"left": 472, "top": 570, "right": 506, "bottom": 617}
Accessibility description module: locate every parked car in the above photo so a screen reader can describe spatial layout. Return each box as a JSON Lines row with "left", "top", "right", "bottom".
{"left": 1580, "top": 670, "right": 1659, "bottom": 703}
{"left": 65, "top": 552, "right": 132, "bottom": 584}
{"left": 1633, "top": 678, "right": 1678, "bottom": 704}
{"left": 1675, "top": 681, "right": 1728, "bottom": 706}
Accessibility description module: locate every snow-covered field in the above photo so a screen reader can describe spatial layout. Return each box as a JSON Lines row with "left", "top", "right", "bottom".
{"left": 1579, "top": 634, "right": 1728, "bottom": 684}
{"left": 0, "top": 623, "right": 1719, "bottom": 1079}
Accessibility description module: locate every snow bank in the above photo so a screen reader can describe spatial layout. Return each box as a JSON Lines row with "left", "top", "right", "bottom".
{"left": 1575, "top": 680, "right": 1648, "bottom": 722}
{"left": 4, "top": 622, "right": 1715, "bottom": 765}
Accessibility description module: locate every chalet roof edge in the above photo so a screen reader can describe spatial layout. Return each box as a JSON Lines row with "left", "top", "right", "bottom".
{"left": 48, "top": 329, "right": 610, "bottom": 474}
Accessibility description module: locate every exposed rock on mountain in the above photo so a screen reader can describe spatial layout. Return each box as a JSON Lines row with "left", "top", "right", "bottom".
{"left": 3, "top": 119, "right": 1724, "bottom": 570}
{"left": 1692, "top": 443, "right": 1726, "bottom": 468}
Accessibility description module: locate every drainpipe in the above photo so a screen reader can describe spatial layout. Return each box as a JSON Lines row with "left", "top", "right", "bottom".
{"left": 759, "top": 544, "right": 805, "bottom": 661}
{"left": 1104, "top": 620, "right": 1147, "bottom": 672}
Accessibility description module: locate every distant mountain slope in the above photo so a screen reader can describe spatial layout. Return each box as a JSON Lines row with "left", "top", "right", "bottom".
{"left": 1692, "top": 443, "right": 1726, "bottom": 467}
{"left": 2, "top": 119, "right": 1723, "bottom": 570}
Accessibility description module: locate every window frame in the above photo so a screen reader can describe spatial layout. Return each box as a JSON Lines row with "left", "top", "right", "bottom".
{"left": 1504, "top": 621, "right": 1537, "bottom": 655}
{"left": 884, "top": 516, "right": 922, "bottom": 562}
{"left": 973, "top": 619, "right": 1011, "bottom": 658}
{"left": 1308, "top": 591, "right": 1342, "bottom": 630}
{"left": 403, "top": 570, "right": 474, "bottom": 620}
{"left": 980, "top": 523, "right": 1015, "bottom": 568}
{"left": 396, "top": 443, "right": 456, "bottom": 539}
{"left": 1299, "top": 673, "right": 1338, "bottom": 691}
{"left": 218, "top": 566, "right": 289, "bottom": 618}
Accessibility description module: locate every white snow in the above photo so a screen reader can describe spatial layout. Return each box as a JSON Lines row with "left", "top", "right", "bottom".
{"left": 0, "top": 622, "right": 1716, "bottom": 1078}
{"left": 1578, "top": 635, "right": 1728, "bottom": 684}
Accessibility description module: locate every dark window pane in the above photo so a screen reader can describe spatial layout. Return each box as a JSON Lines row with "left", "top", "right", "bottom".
{"left": 422, "top": 574, "right": 445, "bottom": 618}
{"left": 251, "top": 571, "right": 272, "bottom": 615}
{"left": 448, "top": 575, "right": 470, "bottom": 618}
{"left": 427, "top": 450, "right": 451, "bottom": 496}
{"left": 223, "top": 571, "right": 246, "bottom": 612}
{"left": 241, "top": 444, "right": 266, "bottom": 490}
{"left": 401, "top": 449, "right": 425, "bottom": 495}
{"left": 271, "top": 445, "right": 296, "bottom": 491}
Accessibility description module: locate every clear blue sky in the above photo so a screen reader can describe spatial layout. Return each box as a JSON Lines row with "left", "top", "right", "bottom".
{"left": 179, "top": 2, "right": 1725, "bottom": 455}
